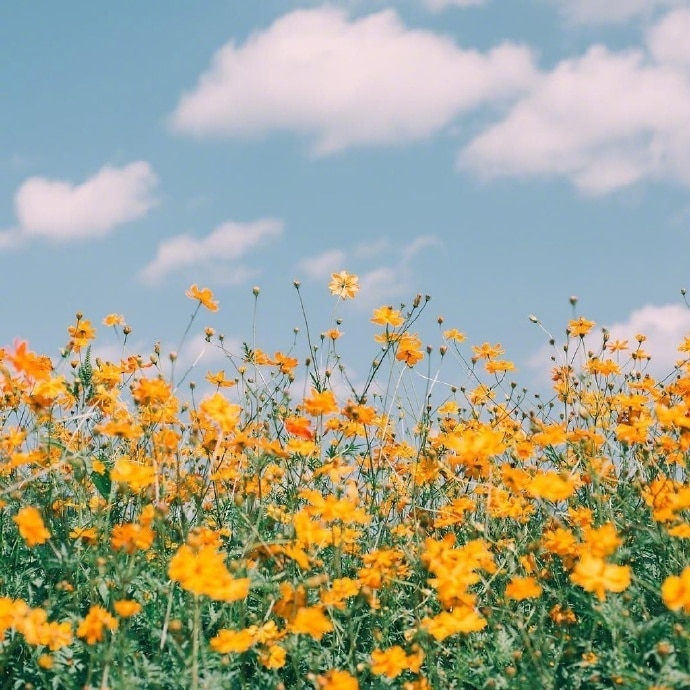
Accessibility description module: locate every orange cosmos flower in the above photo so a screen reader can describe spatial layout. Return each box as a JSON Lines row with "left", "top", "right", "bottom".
{"left": 113, "top": 600, "right": 141, "bottom": 618}
{"left": 371, "top": 305, "right": 404, "bottom": 328}
{"left": 303, "top": 388, "right": 339, "bottom": 416}
{"left": 13, "top": 507, "right": 51, "bottom": 547}
{"left": 505, "top": 576, "right": 542, "bottom": 601}
{"left": 77, "top": 605, "right": 118, "bottom": 645}
{"left": 329, "top": 271, "right": 359, "bottom": 300}
{"left": 258, "top": 644, "right": 287, "bottom": 669}
{"left": 186, "top": 284, "right": 219, "bottom": 312}
{"left": 289, "top": 606, "right": 333, "bottom": 641}
{"left": 570, "top": 554, "right": 631, "bottom": 602}
{"left": 317, "top": 669, "right": 359, "bottom": 690}
{"left": 370, "top": 645, "right": 423, "bottom": 679}
{"left": 210, "top": 628, "right": 254, "bottom": 654}
{"left": 661, "top": 566, "right": 690, "bottom": 614}
{"left": 568, "top": 317, "right": 595, "bottom": 337}
{"left": 395, "top": 332, "right": 424, "bottom": 367}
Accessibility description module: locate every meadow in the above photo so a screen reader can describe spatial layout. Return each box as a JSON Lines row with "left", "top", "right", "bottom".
{"left": 1, "top": 273, "right": 689, "bottom": 689}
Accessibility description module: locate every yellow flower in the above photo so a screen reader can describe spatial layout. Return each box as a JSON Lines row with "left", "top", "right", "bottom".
{"left": 317, "top": 669, "right": 359, "bottom": 690}
{"left": 186, "top": 284, "right": 219, "bottom": 312}
{"left": 258, "top": 644, "right": 287, "bottom": 669}
{"left": 210, "top": 628, "right": 254, "bottom": 654}
{"left": 113, "top": 600, "right": 142, "bottom": 618}
{"left": 77, "top": 605, "right": 118, "bottom": 645}
{"left": 371, "top": 306, "right": 404, "bottom": 328}
{"left": 102, "top": 313, "right": 125, "bottom": 326}
{"left": 568, "top": 317, "right": 595, "bottom": 337}
{"left": 370, "top": 645, "right": 422, "bottom": 679}
{"left": 661, "top": 566, "right": 690, "bottom": 614}
{"left": 13, "top": 507, "right": 51, "bottom": 547}
{"left": 570, "top": 555, "right": 631, "bottom": 602}
{"left": 303, "top": 388, "right": 339, "bottom": 416}
{"left": 289, "top": 606, "right": 333, "bottom": 641}
{"left": 505, "top": 576, "right": 542, "bottom": 601}
{"left": 328, "top": 271, "right": 359, "bottom": 300}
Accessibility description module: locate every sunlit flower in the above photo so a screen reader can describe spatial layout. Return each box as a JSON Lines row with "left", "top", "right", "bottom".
{"left": 77, "top": 605, "right": 118, "bottom": 645}
{"left": 13, "top": 507, "right": 51, "bottom": 547}
{"left": 113, "top": 600, "right": 141, "bottom": 618}
{"left": 328, "top": 271, "right": 359, "bottom": 300}
{"left": 316, "top": 669, "right": 359, "bottom": 689}
{"left": 661, "top": 566, "right": 690, "bottom": 614}
{"left": 289, "top": 606, "right": 333, "bottom": 641}
{"left": 210, "top": 628, "right": 254, "bottom": 654}
{"left": 505, "top": 576, "right": 542, "bottom": 601}
{"left": 570, "top": 555, "right": 631, "bottom": 601}
{"left": 186, "top": 284, "right": 219, "bottom": 312}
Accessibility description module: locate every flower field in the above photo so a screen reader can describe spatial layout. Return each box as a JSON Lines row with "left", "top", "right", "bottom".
{"left": 1, "top": 275, "right": 689, "bottom": 689}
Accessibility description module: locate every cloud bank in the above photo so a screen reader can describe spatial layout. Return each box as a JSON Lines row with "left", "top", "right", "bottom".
{"left": 169, "top": 7, "right": 537, "bottom": 154}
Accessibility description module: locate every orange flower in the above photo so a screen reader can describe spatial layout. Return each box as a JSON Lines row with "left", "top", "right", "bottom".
{"left": 370, "top": 645, "right": 422, "bottom": 679}
{"left": 661, "top": 566, "right": 690, "bottom": 614}
{"left": 328, "top": 271, "right": 359, "bottom": 300}
{"left": 186, "top": 284, "right": 219, "bottom": 312}
{"left": 568, "top": 317, "right": 595, "bottom": 337}
{"left": 168, "top": 544, "right": 250, "bottom": 602}
{"left": 371, "top": 306, "right": 404, "bottom": 328}
{"left": 258, "top": 644, "right": 287, "bottom": 669}
{"left": 570, "top": 555, "right": 631, "bottom": 602}
{"left": 210, "top": 628, "right": 254, "bottom": 654}
{"left": 77, "top": 605, "right": 118, "bottom": 645}
{"left": 395, "top": 333, "right": 424, "bottom": 367}
{"left": 13, "top": 507, "right": 51, "bottom": 547}
{"left": 113, "top": 600, "right": 141, "bottom": 618}
{"left": 288, "top": 606, "right": 333, "bottom": 641}
{"left": 303, "top": 388, "right": 339, "bottom": 416}
{"left": 505, "top": 576, "right": 542, "bottom": 601}
{"left": 317, "top": 669, "right": 359, "bottom": 690}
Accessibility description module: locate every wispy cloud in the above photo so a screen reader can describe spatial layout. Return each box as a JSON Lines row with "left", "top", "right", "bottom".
{"left": 139, "top": 218, "right": 284, "bottom": 285}
{"left": 460, "top": 9, "right": 690, "bottom": 194}
{"left": 551, "top": 0, "right": 685, "bottom": 25}
{"left": 0, "top": 162, "right": 158, "bottom": 247}
{"left": 169, "top": 7, "right": 537, "bottom": 154}
{"left": 422, "top": 0, "right": 488, "bottom": 11}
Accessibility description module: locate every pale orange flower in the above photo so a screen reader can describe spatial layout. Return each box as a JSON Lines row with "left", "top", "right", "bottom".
{"left": 328, "top": 271, "right": 359, "bottom": 300}
{"left": 13, "top": 507, "right": 51, "bottom": 547}
{"left": 186, "top": 284, "right": 219, "bottom": 312}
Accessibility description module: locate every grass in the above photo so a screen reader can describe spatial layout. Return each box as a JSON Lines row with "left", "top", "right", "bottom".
{"left": 1, "top": 274, "right": 689, "bottom": 689}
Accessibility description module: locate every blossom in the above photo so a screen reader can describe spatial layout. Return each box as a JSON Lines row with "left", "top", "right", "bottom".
{"left": 77, "top": 605, "right": 118, "bottom": 645}
{"left": 570, "top": 555, "right": 631, "bottom": 602}
{"left": 13, "top": 507, "right": 51, "bottom": 547}
{"left": 328, "top": 271, "right": 359, "bottom": 300}
{"left": 289, "top": 606, "right": 333, "bottom": 641}
{"left": 661, "top": 567, "right": 690, "bottom": 614}
{"left": 317, "top": 669, "right": 359, "bottom": 690}
{"left": 370, "top": 645, "right": 423, "bottom": 679}
{"left": 210, "top": 628, "right": 254, "bottom": 654}
{"left": 113, "top": 600, "right": 142, "bottom": 618}
{"left": 371, "top": 306, "right": 404, "bottom": 328}
{"left": 505, "top": 576, "right": 542, "bottom": 601}
{"left": 186, "top": 284, "right": 219, "bottom": 312}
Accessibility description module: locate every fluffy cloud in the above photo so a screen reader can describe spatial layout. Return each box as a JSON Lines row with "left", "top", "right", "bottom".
{"left": 528, "top": 304, "right": 690, "bottom": 388}
{"left": 553, "top": 0, "right": 686, "bottom": 24}
{"left": 139, "top": 218, "right": 283, "bottom": 284}
{"left": 10, "top": 162, "right": 158, "bottom": 241}
{"left": 460, "top": 10, "right": 690, "bottom": 194}
{"left": 169, "top": 7, "right": 537, "bottom": 154}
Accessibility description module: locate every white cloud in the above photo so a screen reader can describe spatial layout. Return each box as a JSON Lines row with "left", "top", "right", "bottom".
{"left": 139, "top": 218, "right": 283, "bottom": 284}
{"left": 169, "top": 7, "right": 537, "bottom": 154}
{"left": 647, "top": 7, "right": 690, "bottom": 67}
{"left": 460, "top": 21, "right": 690, "bottom": 195}
{"left": 527, "top": 304, "right": 690, "bottom": 389}
{"left": 12, "top": 162, "right": 158, "bottom": 241}
{"left": 422, "top": 0, "right": 487, "bottom": 11}
{"left": 553, "top": 0, "right": 687, "bottom": 25}
{"left": 297, "top": 249, "right": 347, "bottom": 279}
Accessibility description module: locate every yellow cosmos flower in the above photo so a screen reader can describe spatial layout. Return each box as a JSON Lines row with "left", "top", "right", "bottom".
{"left": 13, "top": 507, "right": 51, "bottom": 547}
{"left": 186, "top": 284, "right": 219, "bottom": 312}
{"left": 328, "top": 271, "right": 359, "bottom": 300}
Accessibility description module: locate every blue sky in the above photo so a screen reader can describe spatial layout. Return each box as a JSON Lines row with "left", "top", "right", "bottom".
{"left": 2, "top": 0, "right": 690, "bottom": 398}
